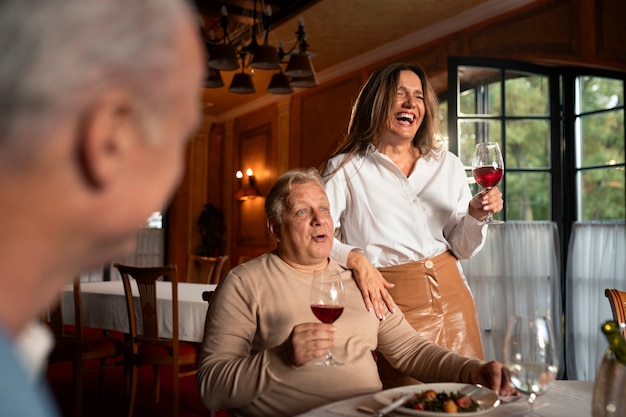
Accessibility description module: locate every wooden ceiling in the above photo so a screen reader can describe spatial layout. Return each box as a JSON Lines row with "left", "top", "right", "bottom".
{"left": 194, "top": 0, "right": 539, "bottom": 120}
{"left": 194, "top": 0, "right": 321, "bottom": 45}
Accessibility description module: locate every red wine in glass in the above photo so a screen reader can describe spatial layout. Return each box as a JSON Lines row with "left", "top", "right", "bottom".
{"left": 472, "top": 142, "right": 505, "bottom": 224}
{"left": 309, "top": 270, "right": 345, "bottom": 366}
{"left": 311, "top": 305, "right": 344, "bottom": 323}
{"left": 473, "top": 166, "right": 503, "bottom": 189}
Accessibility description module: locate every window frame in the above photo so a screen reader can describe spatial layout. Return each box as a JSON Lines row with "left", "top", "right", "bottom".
{"left": 446, "top": 56, "right": 625, "bottom": 265}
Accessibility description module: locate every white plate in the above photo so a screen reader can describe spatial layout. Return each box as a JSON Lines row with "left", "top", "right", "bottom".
{"left": 372, "top": 383, "right": 500, "bottom": 416}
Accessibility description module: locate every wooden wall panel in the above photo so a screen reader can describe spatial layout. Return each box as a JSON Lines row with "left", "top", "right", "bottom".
{"left": 295, "top": 74, "right": 363, "bottom": 170}
{"left": 166, "top": 134, "right": 195, "bottom": 279}
{"left": 231, "top": 104, "right": 278, "bottom": 263}
{"left": 235, "top": 125, "right": 272, "bottom": 247}
{"left": 466, "top": 0, "right": 579, "bottom": 61}
{"left": 596, "top": 0, "right": 626, "bottom": 66}
{"left": 207, "top": 123, "right": 225, "bottom": 207}
{"left": 167, "top": 118, "right": 221, "bottom": 281}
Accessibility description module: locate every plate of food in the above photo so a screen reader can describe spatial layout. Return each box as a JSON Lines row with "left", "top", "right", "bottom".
{"left": 372, "top": 383, "right": 500, "bottom": 416}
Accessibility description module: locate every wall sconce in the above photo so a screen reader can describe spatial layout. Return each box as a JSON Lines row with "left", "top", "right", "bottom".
{"left": 235, "top": 168, "right": 260, "bottom": 200}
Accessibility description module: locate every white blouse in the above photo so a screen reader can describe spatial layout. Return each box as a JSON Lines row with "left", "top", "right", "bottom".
{"left": 322, "top": 145, "right": 487, "bottom": 268}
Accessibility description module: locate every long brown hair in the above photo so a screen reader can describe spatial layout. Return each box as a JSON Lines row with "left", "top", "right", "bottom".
{"left": 321, "top": 63, "right": 441, "bottom": 176}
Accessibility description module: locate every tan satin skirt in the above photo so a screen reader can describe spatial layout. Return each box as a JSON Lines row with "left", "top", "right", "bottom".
{"left": 376, "top": 251, "right": 484, "bottom": 388}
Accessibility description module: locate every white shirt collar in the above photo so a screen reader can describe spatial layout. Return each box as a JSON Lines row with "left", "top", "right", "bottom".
{"left": 14, "top": 321, "right": 54, "bottom": 382}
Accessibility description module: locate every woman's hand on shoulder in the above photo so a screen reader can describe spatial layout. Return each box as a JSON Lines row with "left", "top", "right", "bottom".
{"left": 346, "top": 251, "right": 395, "bottom": 319}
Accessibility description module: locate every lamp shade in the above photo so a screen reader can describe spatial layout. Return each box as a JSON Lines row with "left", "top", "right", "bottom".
{"left": 267, "top": 72, "right": 293, "bottom": 94}
{"left": 284, "top": 53, "right": 314, "bottom": 77}
{"left": 251, "top": 45, "right": 281, "bottom": 70}
{"left": 209, "top": 44, "right": 240, "bottom": 71}
{"left": 229, "top": 72, "right": 255, "bottom": 94}
{"left": 204, "top": 68, "right": 224, "bottom": 88}
{"left": 290, "top": 73, "right": 318, "bottom": 88}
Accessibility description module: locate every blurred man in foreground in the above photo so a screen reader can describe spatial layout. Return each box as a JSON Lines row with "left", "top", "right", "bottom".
{"left": 197, "top": 168, "right": 514, "bottom": 417}
{"left": 0, "top": 1, "right": 204, "bottom": 415}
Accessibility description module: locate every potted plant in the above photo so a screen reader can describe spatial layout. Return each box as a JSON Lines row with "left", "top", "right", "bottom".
{"left": 196, "top": 203, "right": 226, "bottom": 257}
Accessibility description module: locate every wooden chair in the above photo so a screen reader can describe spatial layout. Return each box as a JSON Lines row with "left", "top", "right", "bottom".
{"left": 44, "top": 279, "right": 126, "bottom": 417}
{"left": 114, "top": 263, "right": 199, "bottom": 417}
{"left": 200, "top": 290, "right": 218, "bottom": 417}
{"left": 605, "top": 288, "right": 626, "bottom": 336}
{"left": 202, "top": 290, "right": 215, "bottom": 303}
{"left": 187, "top": 255, "right": 229, "bottom": 285}
{"left": 237, "top": 255, "right": 254, "bottom": 265}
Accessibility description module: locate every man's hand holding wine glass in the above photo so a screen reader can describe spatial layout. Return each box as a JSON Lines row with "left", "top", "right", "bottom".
{"left": 282, "top": 322, "right": 338, "bottom": 367}
{"left": 283, "top": 269, "right": 346, "bottom": 368}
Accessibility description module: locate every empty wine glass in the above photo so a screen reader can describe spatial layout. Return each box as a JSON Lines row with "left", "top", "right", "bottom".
{"left": 503, "top": 315, "right": 559, "bottom": 416}
{"left": 472, "top": 142, "right": 504, "bottom": 224}
{"left": 309, "top": 270, "right": 345, "bottom": 366}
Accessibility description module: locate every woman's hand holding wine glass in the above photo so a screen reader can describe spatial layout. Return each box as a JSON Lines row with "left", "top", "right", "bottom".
{"left": 503, "top": 315, "right": 559, "bottom": 416}
{"left": 309, "top": 270, "right": 345, "bottom": 367}
{"left": 472, "top": 142, "right": 505, "bottom": 224}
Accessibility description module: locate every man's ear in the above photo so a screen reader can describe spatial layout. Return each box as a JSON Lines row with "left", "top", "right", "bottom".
{"left": 77, "top": 92, "right": 133, "bottom": 189}
{"left": 267, "top": 219, "right": 280, "bottom": 243}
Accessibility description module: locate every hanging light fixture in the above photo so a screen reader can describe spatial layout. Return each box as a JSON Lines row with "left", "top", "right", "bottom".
{"left": 250, "top": 6, "right": 281, "bottom": 70}
{"left": 208, "top": 7, "right": 239, "bottom": 71}
{"left": 202, "top": 1, "right": 319, "bottom": 95}
{"left": 229, "top": 52, "right": 255, "bottom": 94}
{"left": 204, "top": 67, "right": 224, "bottom": 88}
{"left": 284, "top": 17, "right": 315, "bottom": 78}
{"left": 267, "top": 71, "right": 293, "bottom": 94}
{"left": 290, "top": 73, "right": 319, "bottom": 88}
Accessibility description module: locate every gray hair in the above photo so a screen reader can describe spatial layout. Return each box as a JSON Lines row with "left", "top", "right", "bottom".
{"left": 264, "top": 168, "right": 324, "bottom": 226}
{"left": 0, "top": 0, "right": 195, "bottom": 166}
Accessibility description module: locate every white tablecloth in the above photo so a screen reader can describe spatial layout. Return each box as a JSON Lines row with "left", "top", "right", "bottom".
{"left": 61, "top": 281, "right": 216, "bottom": 343}
{"left": 296, "top": 380, "right": 593, "bottom": 417}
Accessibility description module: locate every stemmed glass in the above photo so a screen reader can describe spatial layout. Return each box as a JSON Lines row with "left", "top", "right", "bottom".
{"left": 472, "top": 142, "right": 505, "bottom": 224}
{"left": 503, "top": 316, "right": 559, "bottom": 416}
{"left": 309, "top": 270, "right": 345, "bottom": 366}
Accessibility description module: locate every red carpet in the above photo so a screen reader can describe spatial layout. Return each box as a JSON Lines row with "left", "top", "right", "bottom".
{"left": 45, "top": 331, "right": 226, "bottom": 417}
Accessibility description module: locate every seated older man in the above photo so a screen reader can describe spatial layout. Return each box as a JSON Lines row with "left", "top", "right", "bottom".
{"left": 197, "top": 168, "right": 513, "bottom": 417}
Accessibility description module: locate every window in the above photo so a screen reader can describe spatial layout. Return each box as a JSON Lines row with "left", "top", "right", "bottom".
{"left": 447, "top": 57, "right": 626, "bottom": 379}
{"left": 145, "top": 211, "right": 163, "bottom": 228}
{"left": 447, "top": 57, "right": 625, "bottom": 227}
{"left": 573, "top": 76, "right": 625, "bottom": 220}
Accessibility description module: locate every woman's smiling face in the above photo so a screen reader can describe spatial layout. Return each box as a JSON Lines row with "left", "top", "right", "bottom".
{"left": 387, "top": 70, "right": 426, "bottom": 141}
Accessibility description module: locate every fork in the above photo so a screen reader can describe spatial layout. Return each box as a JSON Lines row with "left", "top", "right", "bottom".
{"left": 372, "top": 393, "right": 417, "bottom": 416}
{"left": 459, "top": 384, "right": 484, "bottom": 397}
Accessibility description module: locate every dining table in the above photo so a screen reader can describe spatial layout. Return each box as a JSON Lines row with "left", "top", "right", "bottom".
{"left": 295, "top": 380, "right": 593, "bottom": 417}
{"left": 61, "top": 280, "right": 217, "bottom": 343}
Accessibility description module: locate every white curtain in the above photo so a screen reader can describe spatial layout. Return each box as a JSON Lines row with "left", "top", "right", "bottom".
{"left": 460, "top": 221, "right": 564, "bottom": 377}
{"left": 565, "top": 221, "right": 626, "bottom": 381}
{"left": 80, "top": 228, "right": 164, "bottom": 282}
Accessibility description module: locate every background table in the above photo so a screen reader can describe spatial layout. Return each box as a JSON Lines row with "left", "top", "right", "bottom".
{"left": 61, "top": 281, "right": 216, "bottom": 343}
{"left": 296, "top": 380, "right": 593, "bottom": 417}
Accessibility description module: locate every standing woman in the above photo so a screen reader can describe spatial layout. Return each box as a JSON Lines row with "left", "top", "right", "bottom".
{"left": 321, "top": 63, "right": 503, "bottom": 388}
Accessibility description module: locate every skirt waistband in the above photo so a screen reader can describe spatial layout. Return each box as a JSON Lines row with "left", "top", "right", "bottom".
{"left": 378, "top": 250, "right": 457, "bottom": 273}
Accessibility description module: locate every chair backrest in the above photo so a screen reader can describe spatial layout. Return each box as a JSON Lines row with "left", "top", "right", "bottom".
{"left": 187, "top": 255, "right": 228, "bottom": 284}
{"left": 43, "top": 279, "right": 82, "bottom": 338}
{"left": 114, "top": 263, "right": 178, "bottom": 343}
{"left": 605, "top": 288, "right": 626, "bottom": 334}
{"left": 238, "top": 255, "right": 253, "bottom": 265}
{"left": 201, "top": 290, "right": 214, "bottom": 303}
{"left": 43, "top": 298, "right": 67, "bottom": 338}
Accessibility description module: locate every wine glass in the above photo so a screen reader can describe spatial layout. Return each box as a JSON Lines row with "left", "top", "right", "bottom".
{"left": 472, "top": 142, "right": 504, "bottom": 224}
{"left": 309, "top": 270, "right": 345, "bottom": 366}
{"left": 503, "top": 315, "right": 559, "bottom": 416}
